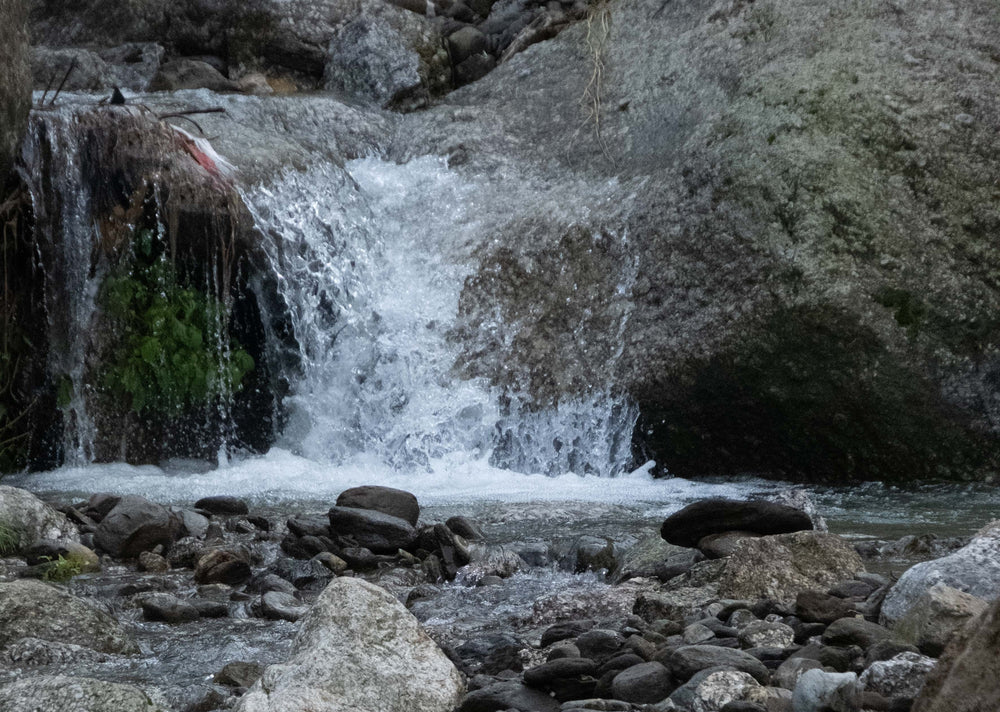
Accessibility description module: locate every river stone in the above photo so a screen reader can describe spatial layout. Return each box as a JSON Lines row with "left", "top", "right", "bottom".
{"left": 0, "top": 675, "right": 169, "bottom": 712}
{"left": 661, "top": 645, "right": 770, "bottom": 685}
{"left": 0, "top": 0, "right": 28, "bottom": 179}
{"left": 882, "top": 522, "right": 1000, "bottom": 626}
{"left": 459, "top": 680, "right": 560, "bottom": 712}
{"left": 670, "top": 668, "right": 760, "bottom": 712}
{"left": 912, "top": 596, "right": 1000, "bottom": 712}
{"left": 446, "top": 515, "right": 484, "bottom": 540}
{"left": 234, "top": 577, "right": 464, "bottom": 712}
{"left": 454, "top": 632, "right": 523, "bottom": 675}
{"left": 0, "top": 579, "right": 137, "bottom": 654}
{"left": 138, "top": 550, "right": 170, "bottom": 573}
{"left": 150, "top": 58, "right": 240, "bottom": 92}
{"left": 860, "top": 651, "right": 935, "bottom": 701}
{"left": 792, "top": 670, "right": 861, "bottom": 712}
{"left": 738, "top": 620, "right": 795, "bottom": 649}
{"left": 328, "top": 505, "right": 418, "bottom": 553}
{"left": 662, "top": 499, "right": 814, "bottom": 548}
{"left": 523, "top": 656, "right": 598, "bottom": 688}
{"left": 541, "top": 619, "right": 596, "bottom": 647}
{"left": 1, "top": 636, "right": 111, "bottom": 666}
{"left": 612, "top": 533, "right": 697, "bottom": 582}
{"left": 774, "top": 658, "right": 824, "bottom": 691}
{"left": 217, "top": 661, "right": 266, "bottom": 688}
{"left": 0, "top": 486, "right": 79, "bottom": 551}
{"left": 610, "top": 660, "right": 674, "bottom": 703}
{"left": 194, "top": 548, "right": 252, "bottom": 585}
{"left": 94, "top": 495, "right": 178, "bottom": 559}
{"left": 336, "top": 485, "right": 420, "bottom": 525}
{"left": 140, "top": 592, "right": 200, "bottom": 623}
{"left": 634, "top": 585, "right": 720, "bottom": 623}
{"left": 796, "top": 590, "right": 856, "bottom": 625}
{"left": 257, "top": 591, "right": 309, "bottom": 622}
{"left": 718, "top": 532, "right": 864, "bottom": 605}
{"left": 575, "top": 628, "right": 625, "bottom": 663}
{"left": 194, "top": 495, "right": 250, "bottom": 515}
{"left": 24, "top": 538, "right": 100, "bottom": 572}
{"left": 30, "top": 46, "right": 110, "bottom": 91}
{"left": 890, "top": 582, "right": 987, "bottom": 656}
{"left": 822, "top": 617, "right": 896, "bottom": 650}
{"left": 699, "top": 531, "right": 761, "bottom": 559}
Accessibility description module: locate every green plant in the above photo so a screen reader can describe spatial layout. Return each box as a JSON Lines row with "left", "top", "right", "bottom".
{"left": 100, "top": 229, "right": 254, "bottom": 416}
{"left": 0, "top": 522, "right": 20, "bottom": 555}
{"left": 40, "top": 554, "right": 83, "bottom": 582}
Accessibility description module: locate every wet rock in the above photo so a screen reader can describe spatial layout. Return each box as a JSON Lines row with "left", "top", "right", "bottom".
{"left": 823, "top": 618, "right": 896, "bottom": 651}
{"left": 610, "top": 660, "right": 674, "bottom": 703}
{"left": 575, "top": 628, "right": 625, "bottom": 663}
{"left": 775, "top": 657, "right": 824, "bottom": 691}
{"left": 890, "top": 582, "right": 987, "bottom": 656}
{"left": 336, "top": 485, "right": 420, "bottom": 525}
{"left": 24, "top": 538, "right": 101, "bottom": 572}
{"left": 738, "top": 620, "right": 795, "bottom": 649}
{"left": 448, "top": 26, "right": 489, "bottom": 64}
{"left": 255, "top": 590, "right": 309, "bottom": 622}
{"left": 0, "top": 675, "right": 170, "bottom": 712}
{"left": 573, "top": 535, "right": 620, "bottom": 574}
{"left": 684, "top": 622, "right": 717, "bottom": 644}
{"left": 30, "top": 46, "right": 110, "bottom": 91}
{"left": 912, "top": 597, "right": 1000, "bottom": 712}
{"left": 718, "top": 532, "right": 864, "bottom": 605}
{"left": 634, "top": 586, "right": 720, "bottom": 623}
{"left": 829, "top": 580, "right": 877, "bottom": 600}
{"left": 796, "top": 590, "right": 857, "bottom": 625}
{"left": 860, "top": 652, "right": 935, "bottom": 701}
{"left": 612, "top": 533, "right": 696, "bottom": 582}
{"left": 459, "top": 680, "right": 560, "bottom": 712}
{"left": 700, "top": 531, "right": 762, "bottom": 559}
{"left": 455, "top": 633, "right": 524, "bottom": 675}
{"left": 0, "top": 486, "right": 80, "bottom": 551}
{"left": 865, "top": 640, "right": 920, "bottom": 667}
{"left": 194, "top": 548, "right": 252, "bottom": 585}
{"left": 882, "top": 522, "right": 1000, "bottom": 626}
{"left": 286, "top": 515, "right": 331, "bottom": 538}
{"left": 670, "top": 668, "right": 760, "bottom": 712}
{"left": 541, "top": 619, "right": 596, "bottom": 647}
{"left": 792, "top": 669, "right": 861, "bottom": 712}
{"left": 150, "top": 58, "right": 240, "bottom": 92}
{"left": 446, "top": 515, "right": 484, "bottom": 540}
{"left": 328, "top": 505, "right": 418, "bottom": 553}
{"left": 0, "top": 579, "right": 137, "bottom": 654}
{"left": 94, "top": 495, "right": 178, "bottom": 559}
{"left": 98, "top": 42, "right": 164, "bottom": 91}
{"left": 661, "top": 645, "right": 770, "bottom": 685}
{"left": 313, "top": 551, "right": 347, "bottom": 574}
{"left": 191, "top": 599, "right": 228, "bottom": 618}
{"left": 194, "top": 495, "right": 250, "bottom": 515}
{"left": 137, "top": 550, "right": 170, "bottom": 573}
{"left": 172, "top": 508, "right": 211, "bottom": 539}
{"left": 234, "top": 578, "right": 464, "bottom": 712}
{"left": 167, "top": 537, "right": 204, "bottom": 568}
{"left": 140, "top": 592, "right": 200, "bottom": 623}
{"left": 523, "top": 656, "right": 599, "bottom": 701}
{"left": 1, "top": 636, "right": 111, "bottom": 666}
{"left": 216, "top": 661, "right": 265, "bottom": 688}
{"left": 0, "top": 0, "right": 28, "bottom": 179}
{"left": 661, "top": 500, "right": 814, "bottom": 548}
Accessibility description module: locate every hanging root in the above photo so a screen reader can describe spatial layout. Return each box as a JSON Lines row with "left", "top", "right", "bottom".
{"left": 580, "top": 0, "right": 616, "bottom": 166}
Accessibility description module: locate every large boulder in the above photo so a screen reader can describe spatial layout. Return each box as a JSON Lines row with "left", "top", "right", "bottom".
{"left": 882, "top": 522, "right": 1000, "bottom": 626}
{"left": 860, "top": 651, "right": 936, "bottom": 702}
{"left": 660, "top": 645, "right": 770, "bottom": 686}
{"left": 661, "top": 498, "right": 814, "bottom": 547}
{"left": 0, "top": 0, "right": 29, "bottom": 179}
{"left": 336, "top": 485, "right": 420, "bottom": 525}
{"left": 328, "top": 505, "right": 418, "bottom": 553}
{"left": 0, "top": 675, "right": 169, "bottom": 712}
{"left": 421, "top": 0, "right": 1000, "bottom": 484}
{"left": 94, "top": 495, "right": 179, "bottom": 559}
{"left": 890, "top": 582, "right": 988, "bottom": 656}
{"left": 234, "top": 577, "right": 464, "bottom": 712}
{"left": 0, "top": 579, "right": 138, "bottom": 654}
{"left": 912, "top": 597, "right": 1000, "bottom": 712}
{"left": 718, "top": 531, "right": 864, "bottom": 604}
{"left": 0, "top": 486, "right": 79, "bottom": 551}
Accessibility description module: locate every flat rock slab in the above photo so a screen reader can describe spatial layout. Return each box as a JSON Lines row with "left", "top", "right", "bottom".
{"left": 661, "top": 499, "right": 814, "bottom": 548}
{"left": 0, "top": 675, "right": 169, "bottom": 712}
{"left": 336, "top": 485, "right": 420, "bottom": 525}
{"left": 328, "top": 505, "right": 417, "bottom": 553}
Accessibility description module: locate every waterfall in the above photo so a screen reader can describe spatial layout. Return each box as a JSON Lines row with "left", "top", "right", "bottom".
{"left": 243, "top": 155, "right": 640, "bottom": 477}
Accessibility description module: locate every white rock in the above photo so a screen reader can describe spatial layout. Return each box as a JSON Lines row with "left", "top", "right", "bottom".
{"left": 890, "top": 582, "right": 987, "bottom": 655}
{"left": 860, "top": 651, "right": 936, "bottom": 700}
{"left": 792, "top": 669, "right": 861, "bottom": 712}
{"left": 234, "top": 577, "right": 464, "bottom": 712}
{"left": 738, "top": 619, "right": 795, "bottom": 648}
{"left": 0, "top": 486, "right": 79, "bottom": 550}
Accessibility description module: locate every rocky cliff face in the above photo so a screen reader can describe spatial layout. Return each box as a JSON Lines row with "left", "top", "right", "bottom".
{"left": 415, "top": 0, "right": 1000, "bottom": 482}
{"left": 0, "top": 0, "right": 29, "bottom": 179}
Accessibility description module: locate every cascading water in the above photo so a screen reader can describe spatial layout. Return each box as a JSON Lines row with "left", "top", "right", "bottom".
{"left": 243, "top": 154, "right": 640, "bottom": 480}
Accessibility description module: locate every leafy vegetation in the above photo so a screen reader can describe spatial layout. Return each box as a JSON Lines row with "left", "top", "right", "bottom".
{"left": 100, "top": 229, "right": 253, "bottom": 417}
{"left": 0, "top": 522, "right": 20, "bottom": 555}
{"left": 40, "top": 554, "right": 84, "bottom": 582}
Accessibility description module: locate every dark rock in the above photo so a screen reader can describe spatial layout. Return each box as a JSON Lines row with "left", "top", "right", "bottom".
{"left": 247, "top": 515, "right": 271, "bottom": 531}
{"left": 172, "top": 508, "right": 210, "bottom": 539}
{"left": 287, "top": 515, "right": 331, "bottom": 538}
{"left": 459, "top": 680, "right": 561, "bottom": 712}
{"left": 610, "top": 660, "right": 674, "bottom": 703}
{"left": 446, "top": 515, "right": 484, "bottom": 540}
{"left": 150, "top": 58, "right": 240, "bottom": 92}
{"left": 575, "top": 628, "right": 625, "bottom": 663}
{"left": 336, "top": 485, "right": 420, "bottom": 525}
{"left": 699, "top": 531, "right": 762, "bottom": 559}
{"left": 190, "top": 599, "right": 228, "bottom": 618}
{"left": 137, "top": 551, "right": 170, "bottom": 573}
{"left": 448, "top": 25, "right": 489, "bottom": 64}
{"left": 823, "top": 617, "right": 895, "bottom": 650}
{"left": 797, "top": 590, "right": 857, "bottom": 624}
{"left": 341, "top": 546, "right": 381, "bottom": 571}
{"left": 30, "top": 47, "right": 110, "bottom": 92}
{"left": 572, "top": 535, "right": 620, "bottom": 574}
{"left": 194, "top": 549, "right": 252, "bottom": 585}
{"left": 598, "top": 652, "right": 645, "bottom": 676}
{"left": 774, "top": 657, "right": 823, "bottom": 691}
{"left": 215, "top": 661, "right": 265, "bottom": 688}
{"left": 98, "top": 42, "right": 164, "bottom": 91}
{"left": 0, "top": 0, "right": 28, "bottom": 180}
{"left": 523, "top": 657, "right": 599, "bottom": 701}
{"left": 140, "top": 592, "right": 200, "bottom": 623}
{"left": 660, "top": 499, "right": 814, "bottom": 548}
{"left": 829, "top": 579, "right": 877, "bottom": 599}
{"left": 722, "top": 703, "right": 768, "bottom": 712}
{"left": 660, "top": 645, "right": 770, "bottom": 685}
{"left": 94, "top": 495, "right": 179, "bottom": 559}
{"left": 328, "top": 505, "right": 418, "bottom": 553}
{"left": 194, "top": 496, "right": 249, "bottom": 515}
{"left": 547, "top": 644, "right": 580, "bottom": 661}
{"left": 455, "top": 633, "right": 524, "bottom": 675}
{"left": 866, "top": 640, "right": 920, "bottom": 666}
{"left": 167, "top": 537, "right": 204, "bottom": 568}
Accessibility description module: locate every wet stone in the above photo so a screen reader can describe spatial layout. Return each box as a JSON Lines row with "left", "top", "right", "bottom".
{"left": 140, "top": 592, "right": 200, "bottom": 623}
{"left": 194, "top": 496, "right": 250, "bottom": 516}
{"left": 215, "top": 660, "right": 265, "bottom": 687}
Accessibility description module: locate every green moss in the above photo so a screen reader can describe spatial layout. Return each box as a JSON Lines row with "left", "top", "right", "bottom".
{"left": 100, "top": 230, "right": 254, "bottom": 417}
{"left": 40, "top": 554, "right": 83, "bottom": 582}
{"left": 0, "top": 522, "right": 20, "bottom": 555}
